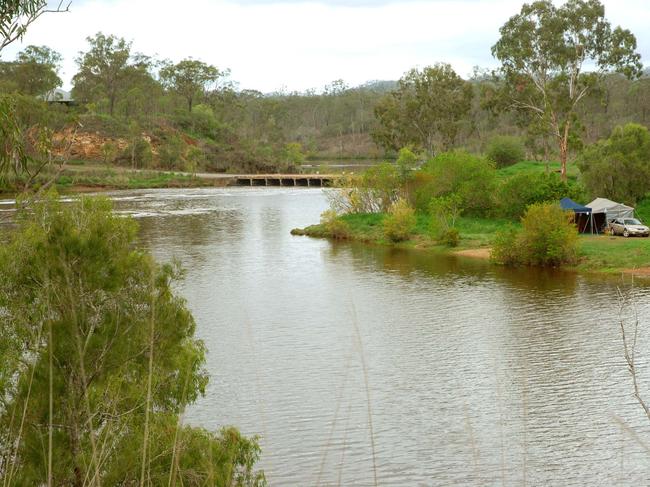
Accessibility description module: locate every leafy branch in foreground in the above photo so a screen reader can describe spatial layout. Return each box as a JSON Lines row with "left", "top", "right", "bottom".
{"left": 0, "top": 194, "right": 265, "bottom": 486}
{"left": 0, "top": 0, "right": 70, "bottom": 52}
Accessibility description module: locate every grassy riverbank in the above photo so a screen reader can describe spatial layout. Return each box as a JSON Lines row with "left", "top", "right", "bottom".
{"left": 0, "top": 162, "right": 230, "bottom": 197}
{"left": 292, "top": 212, "right": 650, "bottom": 275}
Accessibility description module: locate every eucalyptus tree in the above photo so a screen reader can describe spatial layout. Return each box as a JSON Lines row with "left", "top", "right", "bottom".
{"left": 72, "top": 33, "right": 133, "bottom": 116}
{"left": 0, "top": 0, "right": 69, "bottom": 52}
{"left": 372, "top": 63, "right": 473, "bottom": 155}
{"left": 11, "top": 45, "right": 62, "bottom": 96}
{"left": 491, "top": 0, "right": 642, "bottom": 181}
{"left": 0, "top": 1, "right": 68, "bottom": 183}
{"left": 160, "top": 58, "right": 222, "bottom": 113}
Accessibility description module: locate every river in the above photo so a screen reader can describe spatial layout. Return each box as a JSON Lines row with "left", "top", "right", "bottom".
{"left": 103, "top": 187, "right": 650, "bottom": 485}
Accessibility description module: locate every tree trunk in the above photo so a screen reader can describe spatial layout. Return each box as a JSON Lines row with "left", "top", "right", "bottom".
{"left": 559, "top": 122, "right": 570, "bottom": 182}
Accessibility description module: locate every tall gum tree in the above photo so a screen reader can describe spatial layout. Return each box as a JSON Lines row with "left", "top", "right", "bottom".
{"left": 491, "top": 0, "right": 642, "bottom": 181}
{"left": 160, "top": 58, "right": 222, "bottom": 113}
{"left": 73, "top": 33, "right": 132, "bottom": 116}
{"left": 372, "top": 63, "right": 473, "bottom": 156}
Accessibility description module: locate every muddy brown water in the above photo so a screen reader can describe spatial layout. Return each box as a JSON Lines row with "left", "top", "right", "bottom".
{"left": 4, "top": 187, "right": 650, "bottom": 485}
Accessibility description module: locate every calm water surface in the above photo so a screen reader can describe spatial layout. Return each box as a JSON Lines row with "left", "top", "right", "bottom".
{"left": 103, "top": 188, "right": 650, "bottom": 485}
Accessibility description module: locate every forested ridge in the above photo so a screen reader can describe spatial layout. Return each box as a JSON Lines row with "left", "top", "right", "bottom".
{"left": 3, "top": 30, "right": 650, "bottom": 175}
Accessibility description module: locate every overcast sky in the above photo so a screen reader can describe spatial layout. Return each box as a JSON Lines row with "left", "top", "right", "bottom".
{"left": 4, "top": 0, "right": 650, "bottom": 93}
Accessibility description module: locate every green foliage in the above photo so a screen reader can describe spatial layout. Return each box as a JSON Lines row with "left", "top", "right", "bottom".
{"left": 383, "top": 198, "right": 416, "bottom": 242}
{"left": 486, "top": 135, "right": 525, "bottom": 168}
{"left": 491, "top": 202, "right": 578, "bottom": 266}
{"left": 283, "top": 142, "right": 305, "bottom": 167}
{"left": 497, "top": 172, "right": 585, "bottom": 219}
{"left": 491, "top": 0, "right": 642, "bottom": 179}
{"left": 320, "top": 209, "right": 351, "bottom": 239}
{"left": 72, "top": 33, "right": 139, "bottom": 116}
{"left": 416, "top": 151, "right": 497, "bottom": 216}
{"left": 160, "top": 58, "right": 222, "bottom": 113}
{"left": 429, "top": 194, "right": 463, "bottom": 246}
{"left": 100, "top": 140, "right": 118, "bottom": 164}
{"left": 578, "top": 123, "right": 650, "bottom": 204}
{"left": 373, "top": 64, "right": 473, "bottom": 155}
{"left": 123, "top": 137, "right": 153, "bottom": 168}
{"left": 0, "top": 45, "right": 62, "bottom": 96}
{"left": 396, "top": 146, "right": 419, "bottom": 179}
{"left": 0, "top": 194, "right": 265, "bottom": 485}
{"left": 636, "top": 195, "right": 650, "bottom": 225}
{"left": 159, "top": 134, "right": 187, "bottom": 169}
{"left": 327, "top": 163, "right": 401, "bottom": 214}
{"left": 1, "top": 1, "right": 68, "bottom": 52}
{"left": 440, "top": 227, "right": 460, "bottom": 247}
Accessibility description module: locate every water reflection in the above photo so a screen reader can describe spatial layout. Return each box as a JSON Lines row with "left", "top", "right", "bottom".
{"left": 93, "top": 188, "right": 650, "bottom": 485}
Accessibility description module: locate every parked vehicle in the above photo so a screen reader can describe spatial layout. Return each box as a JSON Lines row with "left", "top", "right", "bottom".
{"left": 608, "top": 218, "right": 650, "bottom": 237}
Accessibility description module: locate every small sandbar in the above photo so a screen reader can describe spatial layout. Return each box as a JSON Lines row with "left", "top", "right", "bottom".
{"left": 454, "top": 248, "right": 491, "bottom": 259}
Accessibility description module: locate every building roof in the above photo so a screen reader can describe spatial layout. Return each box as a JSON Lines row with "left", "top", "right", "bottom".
{"left": 43, "top": 88, "right": 74, "bottom": 102}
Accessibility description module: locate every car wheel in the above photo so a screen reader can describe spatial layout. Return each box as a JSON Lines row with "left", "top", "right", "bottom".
{"left": 623, "top": 230, "right": 630, "bottom": 237}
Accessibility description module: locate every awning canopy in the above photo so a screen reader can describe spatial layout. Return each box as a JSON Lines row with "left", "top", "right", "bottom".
{"left": 560, "top": 197, "right": 591, "bottom": 213}
{"left": 586, "top": 198, "right": 634, "bottom": 221}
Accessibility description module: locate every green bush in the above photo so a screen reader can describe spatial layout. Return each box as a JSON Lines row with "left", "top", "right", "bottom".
{"left": 415, "top": 151, "right": 496, "bottom": 216}
{"left": 428, "top": 194, "right": 462, "bottom": 246}
{"left": 491, "top": 202, "right": 578, "bottom": 266}
{"left": 320, "top": 209, "right": 351, "bottom": 239}
{"left": 497, "top": 172, "right": 585, "bottom": 219}
{"left": 440, "top": 228, "right": 460, "bottom": 247}
{"left": 122, "top": 137, "right": 153, "bottom": 168}
{"left": 383, "top": 198, "right": 416, "bottom": 242}
{"left": 486, "top": 136, "right": 525, "bottom": 168}
{"left": 159, "top": 134, "right": 187, "bottom": 169}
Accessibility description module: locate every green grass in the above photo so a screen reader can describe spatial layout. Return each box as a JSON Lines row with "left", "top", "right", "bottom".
{"left": 296, "top": 211, "right": 515, "bottom": 251}
{"left": 295, "top": 211, "right": 650, "bottom": 274}
{"left": 577, "top": 235, "right": 650, "bottom": 272}
{"left": 496, "top": 159, "right": 580, "bottom": 180}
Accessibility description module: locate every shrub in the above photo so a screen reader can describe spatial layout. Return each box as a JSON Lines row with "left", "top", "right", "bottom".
{"left": 497, "top": 172, "right": 585, "bottom": 219}
{"left": 283, "top": 142, "right": 305, "bottom": 168}
{"left": 486, "top": 136, "right": 525, "bottom": 168}
{"left": 440, "top": 228, "right": 460, "bottom": 247}
{"left": 383, "top": 198, "right": 416, "bottom": 242}
{"left": 159, "top": 134, "right": 187, "bottom": 169}
{"left": 429, "top": 194, "right": 463, "bottom": 246}
{"left": 416, "top": 151, "right": 496, "bottom": 216}
{"left": 490, "top": 227, "right": 521, "bottom": 265}
{"left": 122, "top": 137, "right": 153, "bottom": 168}
{"left": 491, "top": 202, "right": 578, "bottom": 266}
{"left": 320, "top": 209, "right": 351, "bottom": 239}
{"left": 326, "top": 163, "right": 401, "bottom": 214}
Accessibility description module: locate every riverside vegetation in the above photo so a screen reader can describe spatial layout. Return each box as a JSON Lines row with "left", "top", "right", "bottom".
{"left": 292, "top": 144, "right": 650, "bottom": 274}
{"left": 1, "top": 0, "right": 650, "bottom": 195}
{"left": 2, "top": 0, "right": 650, "bottom": 483}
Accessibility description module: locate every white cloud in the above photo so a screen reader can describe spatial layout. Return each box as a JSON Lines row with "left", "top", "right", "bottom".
{"left": 3, "top": 0, "right": 649, "bottom": 92}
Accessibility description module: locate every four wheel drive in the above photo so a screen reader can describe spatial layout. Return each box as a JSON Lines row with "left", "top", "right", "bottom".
{"left": 608, "top": 218, "right": 650, "bottom": 237}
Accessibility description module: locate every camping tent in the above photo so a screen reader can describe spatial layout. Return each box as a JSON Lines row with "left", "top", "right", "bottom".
{"left": 560, "top": 197, "right": 594, "bottom": 233}
{"left": 587, "top": 198, "right": 635, "bottom": 232}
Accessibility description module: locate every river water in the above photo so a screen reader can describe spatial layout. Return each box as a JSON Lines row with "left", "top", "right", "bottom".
{"left": 104, "top": 187, "right": 650, "bottom": 485}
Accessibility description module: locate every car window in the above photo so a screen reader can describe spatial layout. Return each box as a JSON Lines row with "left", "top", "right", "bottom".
{"left": 624, "top": 219, "right": 642, "bottom": 225}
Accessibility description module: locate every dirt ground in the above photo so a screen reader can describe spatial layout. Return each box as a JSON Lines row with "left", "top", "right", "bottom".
{"left": 454, "top": 248, "right": 491, "bottom": 259}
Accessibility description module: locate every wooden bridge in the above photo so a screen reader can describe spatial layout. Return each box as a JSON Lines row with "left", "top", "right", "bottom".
{"left": 233, "top": 174, "right": 337, "bottom": 187}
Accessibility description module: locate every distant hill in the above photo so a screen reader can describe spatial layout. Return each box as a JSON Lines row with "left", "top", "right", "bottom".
{"left": 356, "top": 80, "right": 397, "bottom": 93}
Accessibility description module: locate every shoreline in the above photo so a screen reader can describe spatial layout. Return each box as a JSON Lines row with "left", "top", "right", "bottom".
{"left": 292, "top": 220, "right": 650, "bottom": 278}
